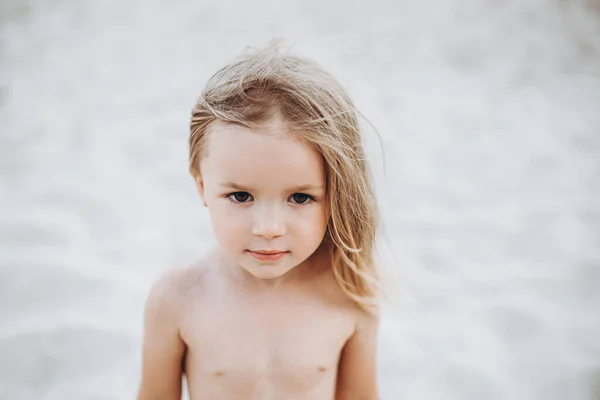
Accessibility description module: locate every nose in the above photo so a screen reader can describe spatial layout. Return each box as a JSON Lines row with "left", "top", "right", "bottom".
{"left": 251, "top": 203, "right": 286, "bottom": 239}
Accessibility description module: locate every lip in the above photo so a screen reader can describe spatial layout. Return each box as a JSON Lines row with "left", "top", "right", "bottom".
{"left": 247, "top": 250, "right": 289, "bottom": 262}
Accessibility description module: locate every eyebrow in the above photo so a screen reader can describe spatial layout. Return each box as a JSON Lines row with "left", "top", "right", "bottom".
{"left": 220, "top": 182, "right": 324, "bottom": 192}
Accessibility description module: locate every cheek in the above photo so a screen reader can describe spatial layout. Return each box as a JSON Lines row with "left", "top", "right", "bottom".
{"left": 294, "top": 206, "right": 328, "bottom": 239}
{"left": 207, "top": 204, "right": 248, "bottom": 245}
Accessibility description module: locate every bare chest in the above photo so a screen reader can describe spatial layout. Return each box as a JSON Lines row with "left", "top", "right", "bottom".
{"left": 181, "top": 296, "right": 354, "bottom": 398}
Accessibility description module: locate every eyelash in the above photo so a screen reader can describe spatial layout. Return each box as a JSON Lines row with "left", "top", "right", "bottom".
{"left": 224, "top": 192, "right": 316, "bottom": 206}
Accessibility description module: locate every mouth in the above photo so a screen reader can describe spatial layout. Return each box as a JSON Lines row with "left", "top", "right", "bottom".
{"left": 247, "top": 250, "right": 289, "bottom": 262}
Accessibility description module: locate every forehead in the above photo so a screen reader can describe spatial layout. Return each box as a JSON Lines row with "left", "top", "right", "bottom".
{"left": 202, "top": 119, "right": 325, "bottom": 189}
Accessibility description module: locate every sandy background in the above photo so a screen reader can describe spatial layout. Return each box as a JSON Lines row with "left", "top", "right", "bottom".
{"left": 1, "top": 0, "right": 599, "bottom": 399}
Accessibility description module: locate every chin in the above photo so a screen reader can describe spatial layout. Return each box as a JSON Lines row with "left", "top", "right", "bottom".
{"left": 249, "top": 271, "right": 285, "bottom": 280}
{"left": 243, "top": 265, "right": 290, "bottom": 280}
{"left": 240, "top": 257, "right": 298, "bottom": 279}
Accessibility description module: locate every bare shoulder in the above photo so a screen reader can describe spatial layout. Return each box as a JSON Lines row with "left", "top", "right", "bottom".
{"left": 144, "top": 257, "right": 214, "bottom": 323}
{"left": 319, "top": 270, "right": 380, "bottom": 400}
{"left": 137, "top": 259, "right": 214, "bottom": 400}
{"left": 315, "top": 265, "right": 380, "bottom": 318}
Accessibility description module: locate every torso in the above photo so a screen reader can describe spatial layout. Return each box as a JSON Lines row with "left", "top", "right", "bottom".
{"left": 176, "top": 255, "right": 357, "bottom": 400}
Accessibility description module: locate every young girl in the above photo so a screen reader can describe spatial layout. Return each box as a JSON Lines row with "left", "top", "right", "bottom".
{"left": 137, "top": 42, "right": 381, "bottom": 400}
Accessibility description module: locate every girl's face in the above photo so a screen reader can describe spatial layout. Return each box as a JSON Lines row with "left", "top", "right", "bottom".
{"left": 197, "top": 115, "right": 328, "bottom": 280}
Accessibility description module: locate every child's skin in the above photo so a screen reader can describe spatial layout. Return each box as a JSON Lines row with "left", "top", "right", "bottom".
{"left": 137, "top": 112, "right": 379, "bottom": 400}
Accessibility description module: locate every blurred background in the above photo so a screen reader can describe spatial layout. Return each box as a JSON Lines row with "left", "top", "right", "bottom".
{"left": 1, "top": 0, "right": 599, "bottom": 399}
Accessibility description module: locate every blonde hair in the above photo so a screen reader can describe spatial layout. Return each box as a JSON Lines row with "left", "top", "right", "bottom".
{"left": 189, "top": 42, "right": 380, "bottom": 312}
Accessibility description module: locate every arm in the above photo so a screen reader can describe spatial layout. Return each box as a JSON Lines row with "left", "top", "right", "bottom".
{"left": 335, "top": 308, "right": 380, "bottom": 400}
{"left": 137, "top": 270, "right": 187, "bottom": 400}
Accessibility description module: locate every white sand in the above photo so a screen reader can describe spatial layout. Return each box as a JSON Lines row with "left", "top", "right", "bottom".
{"left": 1, "top": 0, "right": 599, "bottom": 399}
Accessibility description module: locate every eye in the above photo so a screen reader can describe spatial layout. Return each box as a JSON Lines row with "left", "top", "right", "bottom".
{"left": 290, "top": 193, "right": 314, "bottom": 205}
{"left": 227, "top": 192, "right": 252, "bottom": 203}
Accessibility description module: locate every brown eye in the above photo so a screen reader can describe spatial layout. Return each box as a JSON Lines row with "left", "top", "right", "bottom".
{"left": 291, "top": 193, "right": 311, "bottom": 204}
{"left": 230, "top": 192, "right": 251, "bottom": 203}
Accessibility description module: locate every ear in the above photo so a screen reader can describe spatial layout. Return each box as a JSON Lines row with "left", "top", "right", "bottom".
{"left": 193, "top": 173, "right": 208, "bottom": 207}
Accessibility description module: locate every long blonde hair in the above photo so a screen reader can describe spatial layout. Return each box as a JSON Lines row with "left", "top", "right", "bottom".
{"left": 189, "top": 42, "right": 380, "bottom": 312}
